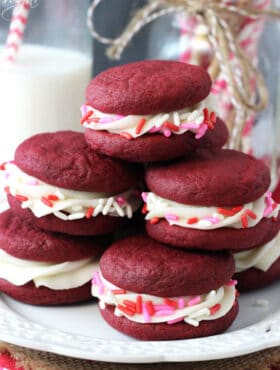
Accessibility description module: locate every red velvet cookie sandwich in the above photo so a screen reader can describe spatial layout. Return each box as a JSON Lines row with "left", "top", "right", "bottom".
{"left": 0, "top": 210, "right": 107, "bottom": 305}
{"left": 233, "top": 232, "right": 280, "bottom": 291}
{"left": 143, "top": 149, "right": 280, "bottom": 251}
{"left": 81, "top": 60, "right": 228, "bottom": 162}
{"left": 2, "top": 131, "right": 142, "bottom": 235}
{"left": 92, "top": 235, "right": 238, "bottom": 340}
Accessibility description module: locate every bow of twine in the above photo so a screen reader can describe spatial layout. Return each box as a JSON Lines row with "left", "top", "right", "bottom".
{"left": 87, "top": 0, "right": 280, "bottom": 149}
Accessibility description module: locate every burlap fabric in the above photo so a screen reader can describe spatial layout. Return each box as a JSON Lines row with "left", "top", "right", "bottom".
{"left": 0, "top": 342, "right": 279, "bottom": 370}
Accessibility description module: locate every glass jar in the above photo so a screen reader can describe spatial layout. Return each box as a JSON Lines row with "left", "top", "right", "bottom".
{"left": 0, "top": 0, "right": 93, "bottom": 163}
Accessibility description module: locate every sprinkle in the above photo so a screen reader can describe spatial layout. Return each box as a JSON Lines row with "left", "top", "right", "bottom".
{"left": 102, "top": 197, "right": 114, "bottom": 215}
{"left": 15, "top": 194, "right": 29, "bottom": 202}
{"left": 141, "top": 192, "right": 148, "bottom": 202}
{"left": 164, "top": 121, "right": 180, "bottom": 132}
{"left": 241, "top": 213, "right": 248, "bottom": 228}
{"left": 99, "top": 117, "right": 114, "bottom": 124}
{"left": 154, "top": 304, "right": 175, "bottom": 312}
{"left": 0, "top": 162, "right": 7, "bottom": 171}
{"left": 226, "top": 279, "right": 237, "bottom": 287}
{"left": 93, "top": 272, "right": 102, "bottom": 286}
{"left": 164, "top": 298, "right": 177, "bottom": 309}
{"left": 54, "top": 211, "right": 68, "bottom": 221}
{"left": 181, "top": 123, "right": 198, "bottom": 129}
{"left": 47, "top": 194, "right": 59, "bottom": 201}
{"left": 184, "top": 318, "right": 199, "bottom": 327}
{"left": 150, "top": 217, "right": 160, "bottom": 225}
{"left": 67, "top": 212, "right": 84, "bottom": 220}
{"left": 146, "top": 301, "right": 155, "bottom": 316}
{"left": 154, "top": 309, "right": 175, "bottom": 317}
{"left": 113, "top": 201, "right": 125, "bottom": 217}
{"left": 116, "top": 196, "right": 126, "bottom": 206}
{"left": 80, "top": 110, "right": 92, "bottom": 124}
{"left": 195, "top": 123, "right": 208, "bottom": 139}
{"left": 135, "top": 118, "right": 146, "bottom": 135}
{"left": 4, "top": 186, "right": 10, "bottom": 194}
{"left": 123, "top": 300, "right": 136, "bottom": 311}
{"left": 126, "top": 204, "right": 133, "bottom": 219}
{"left": 149, "top": 126, "right": 161, "bottom": 133}
{"left": 163, "top": 129, "right": 171, "bottom": 137}
{"left": 142, "top": 303, "right": 151, "bottom": 322}
{"left": 210, "top": 304, "right": 221, "bottom": 315}
{"left": 202, "top": 216, "right": 220, "bottom": 224}
{"left": 187, "top": 217, "right": 199, "bottom": 225}
{"left": 141, "top": 204, "right": 147, "bottom": 214}
{"left": 165, "top": 213, "right": 179, "bottom": 221}
{"left": 55, "top": 190, "right": 65, "bottom": 200}
{"left": 112, "top": 289, "right": 127, "bottom": 295}
{"left": 85, "top": 207, "right": 94, "bottom": 219}
{"left": 203, "top": 108, "right": 216, "bottom": 129}
{"left": 210, "top": 112, "right": 217, "bottom": 124}
{"left": 117, "top": 304, "right": 135, "bottom": 316}
{"left": 178, "top": 298, "right": 185, "bottom": 309}
{"left": 167, "top": 317, "right": 184, "bottom": 325}
{"left": 245, "top": 209, "right": 257, "bottom": 219}
{"left": 98, "top": 285, "right": 104, "bottom": 295}
{"left": 173, "top": 112, "right": 180, "bottom": 126}
{"left": 136, "top": 295, "right": 142, "bottom": 314}
{"left": 187, "top": 296, "right": 201, "bottom": 306}
{"left": 41, "top": 196, "right": 53, "bottom": 207}
{"left": 217, "top": 207, "right": 243, "bottom": 216}
{"left": 120, "top": 132, "right": 133, "bottom": 140}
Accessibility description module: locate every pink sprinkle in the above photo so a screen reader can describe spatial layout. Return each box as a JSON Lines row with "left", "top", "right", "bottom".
{"left": 154, "top": 310, "right": 175, "bottom": 317}
{"left": 81, "top": 104, "right": 88, "bottom": 115}
{"left": 167, "top": 317, "right": 184, "bottom": 325}
{"left": 181, "top": 122, "right": 198, "bottom": 129}
{"left": 91, "top": 277, "right": 96, "bottom": 284}
{"left": 264, "top": 192, "right": 273, "bottom": 217}
{"left": 93, "top": 271, "right": 102, "bottom": 286}
{"left": 115, "top": 114, "right": 125, "bottom": 120}
{"left": 187, "top": 296, "right": 201, "bottom": 306}
{"left": 26, "top": 179, "right": 39, "bottom": 185}
{"left": 178, "top": 298, "right": 185, "bottom": 309}
{"left": 99, "top": 117, "right": 114, "bottom": 124}
{"left": 142, "top": 303, "right": 151, "bottom": 323}
{"left": 226, "top": 279, "right": 238, "bottom": 287}
{"left": 154, "top": 304, "right": 175, "bottom": 312}
{"left": 165, "top": 213, "right": 179, "bottom": 221}
{"left": 116, "top": 196, "right": 127, "bottom": 206}
{"left": 98, "top": 285, "right": 104, "bottom": 295}
{"left": 149, "top": 126, "right": 161, "bottom": 133}
{"left": 202, "top": 216, "right": 220, "bottom": 224}
{"left": 195, "top": 124, "right": 208, "bottom": 139}
{"left": 163, "top": 129, "right": 171, "bottom": 137}
{"left": 141, "top": 192, "right": 148, "bottom": 202}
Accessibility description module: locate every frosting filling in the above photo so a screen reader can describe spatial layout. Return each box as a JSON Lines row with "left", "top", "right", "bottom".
{"left": 0, "top": 248, "right": 99, "bottom": 290}
{"left": 234, "top": 233, "right": 280, "bottom": 273}
{"left": 2, "top": 163, "right": 140, "bottom": 220}
{"left": 81, "top": 100, "right": 217, "bottom": 140}
{"left": 91, "top": 271, "right": 237, "bottom": 327}
{"left": 142, "top": 191, "right": 279, "bottom": 230}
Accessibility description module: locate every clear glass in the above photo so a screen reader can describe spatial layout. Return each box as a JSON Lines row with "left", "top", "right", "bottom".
{"left": 0, "top": 0, "right": 93, "bottom": 163}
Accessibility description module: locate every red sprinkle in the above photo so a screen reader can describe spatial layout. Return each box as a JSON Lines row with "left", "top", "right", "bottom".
{"left": 112, "top": 289, "right": 127, "bottom": 295}
{"left": 210, "top": 303, "right": 221, "bottom": 315}
{"left": 0, "top": 162, "right": 7, "bottom": 171}
{"left": 245, "top": 209, "right": 257, "bottom": 219}
{"left": 150, "top": 217, "right": 160, "bottom": 225}
{"left": 217, "top": 206, "right": 243, "bottom": 216}
{"left": 203, "top": 108, "right": 216, "bottom": 129}
{"left": 146, "top": 301, "right": 155, "bottom": 316}
{"left": 164, "top": 121, "right": 179, "bottom": 132}
{"left": 80, "top": 111, "right": 93, "bottom": 124}
{"left": 120, "top": 132, "right": 133, "bottom": 140}
{"left": 241, "top": 213, "right": 248, "bottom": 228}
{"left": 136, "top": 295, "right": 142, "bottom": 314}
{"left": 210, "top": 111, "right": 217, "bottom": 124}
{"left": 164, "top": 298, "right": 178, "bottom": 309}
{"left": 4, "top": 186, "right": 10, "bottom": 194}
{"left": 141, "top": 204, "right": 147, "bottom": 214}
{"left": 117, "top": 304, "right": 135, "bottom": 316}
{"left": 15, "top": 194, "right": 28, "bottom": 202}
{"left": 85, "top": 207, "right": 94, "bottom": 219}
{"left": 41, "top": 196, "right": 53, "bottom": 207}
{"left": 135, "top": 118, "right": 146, "bottom": 135}
{"left": 123, "top": 300, "right": 136, "bottom": 310}
{"left": 187, "top": 217, "right": 199, "bottom": 225}
{"left": 47, "top": 194, "right": 59, "bottom": 201}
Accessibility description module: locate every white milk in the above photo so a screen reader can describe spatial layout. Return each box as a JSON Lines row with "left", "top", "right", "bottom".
{"left": 0, "top": 44, "right": 92, "bottom": 162}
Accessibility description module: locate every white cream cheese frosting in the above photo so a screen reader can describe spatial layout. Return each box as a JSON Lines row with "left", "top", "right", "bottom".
{"left": 234, "top": 233, "right": 280, "bottom": 273}
{"left": 81, "top": 98, "right": 217, "bottom": 140}
{"left": 0, "top": 248, "right": 99, "bottom": 290}
{"left": 3, "top": 163, "right": 140, "bottom": 220}
{"left": 91, "top": 271, "right": 237, "bottom": 327}
{"left": 142, "top": 191, "right": 279, "bottom": 230}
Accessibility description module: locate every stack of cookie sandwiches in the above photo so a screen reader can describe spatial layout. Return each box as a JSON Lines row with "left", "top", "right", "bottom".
{"left": 0, "top": 131, "right": 143, "bottom": 304}
{"left": 87, "top": 60, "right": 243, "bottom": 340}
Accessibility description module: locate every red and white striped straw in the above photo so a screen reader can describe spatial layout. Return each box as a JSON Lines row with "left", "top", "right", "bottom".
{"left": 4, "top": 1, "right": 31, "bottom": 63}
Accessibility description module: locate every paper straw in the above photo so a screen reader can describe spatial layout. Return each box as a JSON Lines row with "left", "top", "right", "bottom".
{"left": 4, "top": 1, "right": 31, "bottom": 63}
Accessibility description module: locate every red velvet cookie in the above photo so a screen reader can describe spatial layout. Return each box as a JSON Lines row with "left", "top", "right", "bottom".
{"left": 4, "top": 131, "right": 142, "bottom": 235}
{"left": 144, "top": 149, "right": 279, "bottom": 251}
{"left": 92, "top": 235, "right": 238, "bottom": 340}
{"left": 0, "top": 210, "right": 107, "bottom": 305}
{"left": 234, "top": 257, "right": 280, "bottom": 291}
{"left": 82, "top": 61, "right": 228, "bottom": 163}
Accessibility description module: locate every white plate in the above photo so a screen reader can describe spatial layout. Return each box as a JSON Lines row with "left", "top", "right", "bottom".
{"left": 0, "top": 282, "right": 279, "bottom": 364}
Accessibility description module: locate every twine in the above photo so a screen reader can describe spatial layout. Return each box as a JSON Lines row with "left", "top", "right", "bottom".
{"left": 87, "top": 0, "right": 280, "bottom": 149}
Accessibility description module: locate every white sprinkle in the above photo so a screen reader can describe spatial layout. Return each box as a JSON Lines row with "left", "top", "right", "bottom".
{"left": 173, "top": 112, "right": 180, "bottom": 126}
{"left": 184, "top": 317, "right": 199, "bottom": 327}
{"left": 126, "top": 204, "right": 133, "bottom": 218}
{"left": 71, "top": 205, "right": 83, "bottom": 212}
{"left": 93, "top": 204, "right": 103, "bottom": 216}
{"left": 67, "top": 212, "right": 84, "bottom": 220}
{"left": 102, "top": 197, "right": 114, "bottom": 215}
{"left": 113, "top": 201, "right": 125, "bottom": 217}
{"left": 54, "top": 211, "right": 68, "bottom": 221}
{"left": 195, "top": 115, "right": 204, "bottom": 124}
{"left": 21, "top": 200, "right": 32, "bottom": 209}
{"left": 188, "top": 110, "right": 199, "bottom": 122}
{"left": 198, "top": 220, "right": 212, "bottom": 227}
{"left": 189, "top": 308, "right": 209, "bottom": 319}
{"left": 55, "top": 190, "right": 65, "bottom": 200}
{"left": 154, "top": 113, "right": 170, "bottom": 127}
{"left": 99, "top": 301, "right": 106, "bottom": 309}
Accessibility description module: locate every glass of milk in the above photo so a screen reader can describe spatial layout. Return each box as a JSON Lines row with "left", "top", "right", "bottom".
{"left": 0, "top": 0, "right": 93, "bottom": 163}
